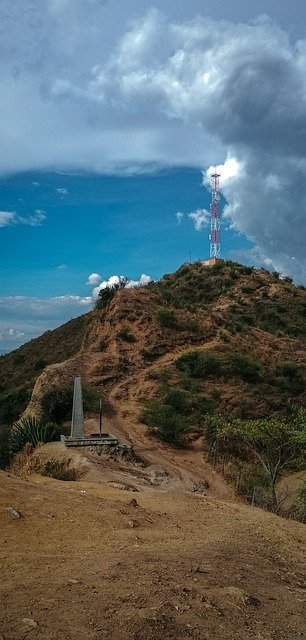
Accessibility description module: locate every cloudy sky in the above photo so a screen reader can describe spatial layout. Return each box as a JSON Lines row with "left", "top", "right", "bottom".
{"left": 1, "top": 0, "right": 306, "bottom": 352}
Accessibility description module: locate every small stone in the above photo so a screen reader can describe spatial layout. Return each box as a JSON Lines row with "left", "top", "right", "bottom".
{"left": 129, "top": 498, "right": 138, "bottom": 507}
{"left": 244, "top": 595, "right": 261, "bottom": 608}
{"left": 7, "top": 507, "right": 21, "bottom": 519}
{"left": 68, "top": 579, "right": 79, "bottom": 585}
{"left": 22, "top": 618, "right": 38, "bottom": 628}
{"left": 128, "top": 519, "right": 139, "bottom": 528}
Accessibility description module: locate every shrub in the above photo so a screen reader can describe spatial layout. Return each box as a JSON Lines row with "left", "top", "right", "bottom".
{"left": 10, "top": 417, "right": 60, "bottom": 455}
{"left": 141, "top": 401, "right": 189, "bottom": 446}
{"left": 156, "top": 307, "right": 178, "bottom": 329}
{"left": 0, "top": 424, "right": 12, "bottom": 468}
{"left": 274, "top": 363, "right": 305, "bottom": 394}
{"left": 95, "top": 277, "right": 127, "bottom": 310}
{"left": 96, "top": 337, "right": 108, "bottom": 352}
{"left": 34, "top": 358, "right": 47, "bottom": 371}
{"left": 41, "top": 386, "right": 73, "bottom": 424}
{"left": 176, "top": 350, "right": 221, "bottom": 378}
{"left": 230, "top": 355, "right": 260, "bottom": 383}
{"left": 118, "top": 326, "right": 136, "bottom": 342}
{"left": 0, "top": 387, "right": 32, "bottom": 424}
{"left": 164, "top": 388, "right": 192, "bottom": 415}
{"left": 33, "top": 458, "right": 82, "bottom": 481}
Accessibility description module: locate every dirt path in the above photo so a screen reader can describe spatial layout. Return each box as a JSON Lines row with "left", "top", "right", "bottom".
{"left": 93, "top": 343, "right": 235, "bottom": 498}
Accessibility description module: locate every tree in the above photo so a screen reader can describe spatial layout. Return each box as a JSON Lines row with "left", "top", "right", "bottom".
{"left": 95, "top": 277, "right": 128, "bottom": 310}
{"left": 208, "top": 411, "right": 305, "bottom": 510}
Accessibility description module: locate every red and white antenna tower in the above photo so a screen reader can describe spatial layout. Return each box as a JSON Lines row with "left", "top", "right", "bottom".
{"left": 209, "top": 169, "right": 221, "bottom": 258}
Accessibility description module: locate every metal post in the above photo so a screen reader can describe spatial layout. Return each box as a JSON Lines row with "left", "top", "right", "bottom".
{"left": 99, "top": 397, "right": 102, "bottom": 437}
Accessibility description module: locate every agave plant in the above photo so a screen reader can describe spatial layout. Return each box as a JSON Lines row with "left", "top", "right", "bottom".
{"left": 10, "top": 416, "right": 60, "bottom": 455}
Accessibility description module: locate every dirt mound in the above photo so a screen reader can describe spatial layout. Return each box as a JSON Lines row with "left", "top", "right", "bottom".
{"left": 0, "top": 470, "right": 305, "bottom": 640}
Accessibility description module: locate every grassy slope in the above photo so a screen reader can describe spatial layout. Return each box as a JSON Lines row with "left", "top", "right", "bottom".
{"left": 0, "top": 312, "right": 91, "bottom": 421}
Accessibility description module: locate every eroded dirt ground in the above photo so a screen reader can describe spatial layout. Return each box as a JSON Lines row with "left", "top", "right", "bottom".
{"left": 0, "top": 467, "right": 305, "bottom": 640}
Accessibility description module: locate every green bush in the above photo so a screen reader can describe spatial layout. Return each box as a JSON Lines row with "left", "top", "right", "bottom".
{"left": 164, "top": 388, "right": 192, "bottom": 415}
{"left": 95, "top": 277, "right": 127, "bottom": 310}
{"left": 10, "top": 417, "right": 60, "bottom": 455}
{"left": 141, "top": 401, "right": 189, "bottom": 446}
{"left": 41, "top": 386, "right": 73, "bottom": 424}
{"left": 230, "top": 355, "right": 260, "bottom": 383}
{"left": 176, "top": 350, "right": 221, "bottom": 378}
{"left": 156, "top": 307, "right": 178, "bottom": 329}
{"left": 40, "top": 384, "right": 101, "bottom": 423}
{"left": 118, "top": 326, "right": 136, "bottom": 342}
{"left": 274, "top": 363, "right": 305, "bottom": 394}
{"left": 0, "top": 424, "right": 12, "bottom": 468}
{"left": 0, "top": 387, "right": 31, "bottom": 424}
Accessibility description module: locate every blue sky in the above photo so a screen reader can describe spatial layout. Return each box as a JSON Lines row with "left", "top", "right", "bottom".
{"left": 0, "top": 169, "right": 249, "bottom": 297}
{"left": 1, "top": 0, "right": 306, "bottom": 352}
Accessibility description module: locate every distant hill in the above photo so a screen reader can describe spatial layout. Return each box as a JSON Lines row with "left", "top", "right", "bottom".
{"left": 0, "top": 260, "right": 305, "bottom": 424}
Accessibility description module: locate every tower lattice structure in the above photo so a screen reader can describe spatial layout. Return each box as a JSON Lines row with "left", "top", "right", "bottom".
{"left": 209, "top": 170, "right": 221, "bottom": 258}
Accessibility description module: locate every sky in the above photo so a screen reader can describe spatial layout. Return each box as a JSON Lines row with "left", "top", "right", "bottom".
{"left": 1, "top": 0, "right": 306, "bottom": 352}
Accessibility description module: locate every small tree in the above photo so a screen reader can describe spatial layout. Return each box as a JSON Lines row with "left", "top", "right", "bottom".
{"left": 95, "top": 277, "right": 128, "bottom": 310}
{"left": 209, "top": 412, "right": 305, "bottom": 510}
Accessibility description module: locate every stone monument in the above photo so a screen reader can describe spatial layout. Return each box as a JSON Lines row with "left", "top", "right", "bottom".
{"left": 71, "top": 376, "right": 84, "bottom": 439}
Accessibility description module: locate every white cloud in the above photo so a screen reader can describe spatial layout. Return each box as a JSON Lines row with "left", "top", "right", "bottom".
{"left": 0, "top": 209, "right": 46, "bottom": 227}
{"left": 86, "top": 272, "right": 102, "bottom": 285}
{"left": 0, "top": 211, "right": 16, "bottom": 227}
{"left": 176, "top": 211, "right": 184, "bottom": 225}
{"left": 57, "top": 264, "right": 67, "bottom": 270}
{"left": 0, "top": 293, "right": 92, "bottom": 352}
{"left": 125, "top": 273, "right": 152, "bottom": 288}
{"left": 55, "top": 187, "right": 68, "bottom": 196}
{"left": 92, "top": 273, "right": 152, "bottom": 298}
{"left": 188, "top": 208, "right": 210, "bottom": 232}
{"left": 0, "top": 328, "right": 25, "bottom": 343}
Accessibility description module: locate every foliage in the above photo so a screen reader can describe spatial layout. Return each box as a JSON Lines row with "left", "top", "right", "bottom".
{"left": 141, "top": 401, "right": 189, "bottom": 446}
{"left": 41, "top": 386, "right": 74, "bottom": 424}
{"left": 118, "top": 326, "right": 136, "bottom": 342}
{"left": 230, "top": 355, "right": 261, "bottom": 383}
{"left": 205, "top": 411, "right": 306, "bottom": 510}
{"left": 274, "top": 362, "right": 305, "bottom": 395}
{"left": 297, "top": 476, "right": 306, "bottom": 522}
{"left": 10, "top": 417, "right": 60, "bottom": 455}
{"left": 40, "top": 384, "right": 101, "bottom": 424}
{"left": 95, "top": 277, "right": 128, "bottom": 310}
{"left": 176, "top": 350, "right": 221, "bottom": 378}
{"left": 156, "top": 307, "right": 178, "bottom": 329}
{"left": 0, "top": 424, "right": 12, "bottom": 469}
{"left": 0, "top": 313, "right": 90, "bottom": 397}
{"left": 32, "top": 458, "right": 82, "bottom": 481}
{"left": 0, "top": 387, "right": 32, "bottom": 424}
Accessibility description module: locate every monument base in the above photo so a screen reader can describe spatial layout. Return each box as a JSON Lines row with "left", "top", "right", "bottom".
{"left": 61, "top": 433, "right": 120, "bottom": 447}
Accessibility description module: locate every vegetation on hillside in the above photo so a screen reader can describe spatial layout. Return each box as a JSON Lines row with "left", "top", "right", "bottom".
{"left": 0, "top": 313, "right": 91, "bottom": 423}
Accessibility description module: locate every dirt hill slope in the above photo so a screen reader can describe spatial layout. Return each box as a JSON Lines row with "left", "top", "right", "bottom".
{"left": 7, "top": 260, "right": 304, "bottom": 423}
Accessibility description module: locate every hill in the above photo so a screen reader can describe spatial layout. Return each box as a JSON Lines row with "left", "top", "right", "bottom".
{"left": 0, "top": 261, "right": 305, "bottom": 639}
{"left": 0, "top": 260, "right": 305, "bottom": 424}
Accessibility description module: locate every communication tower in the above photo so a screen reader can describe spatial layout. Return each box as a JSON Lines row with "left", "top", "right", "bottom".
{"left": 209, "top": 169, "right": 221, "bottom": 258}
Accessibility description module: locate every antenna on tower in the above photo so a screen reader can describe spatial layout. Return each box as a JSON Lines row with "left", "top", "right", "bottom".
{"left": 209, "top": 168, "right": 221, "bottom": 258}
